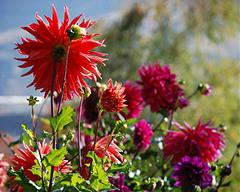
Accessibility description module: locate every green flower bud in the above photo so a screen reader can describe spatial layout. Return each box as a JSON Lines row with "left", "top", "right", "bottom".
{"left": 27, "top": 96, "right": 39, "bottom": 106}
{"left": 67, "top": 25, "right": 86, "bottom": 40}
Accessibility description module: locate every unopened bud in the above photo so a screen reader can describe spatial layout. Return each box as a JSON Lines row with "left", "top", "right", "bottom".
{"left": 178, "top": 80, "right": 186, "bottom": 85}
{"left": 198, "top": 83, "right": 212, "bottom": 96}
{"left": 67, "top": 25, "right": 86, "bottom": 40}
{"left": 220, "top": 165, "right": 232, "bottom": 176}
{"left": 27, "top": 96, "right": 39, "bottom": 106}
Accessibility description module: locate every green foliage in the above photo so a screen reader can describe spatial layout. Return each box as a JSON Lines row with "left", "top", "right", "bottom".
{"left": 88, "top": 152, "right": 111, "bottom": 191}
{"left": 50, "top": 106, "right": 74, "bottom": 132}
{"left": 43, "top": 147, "right": 67, "bottom": 167}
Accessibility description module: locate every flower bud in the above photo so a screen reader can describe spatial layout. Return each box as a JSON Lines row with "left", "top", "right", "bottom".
{"left": 220, "top": 165, "right": 232, "bottom": 176}
{"left": 67, "top": 25, "right": 86, "bottom": 40}
{"left": 198, "top": 83, "right": 212, "bottom": 96}
{"left": 27, "top": 96, "right": 39, "bottom": 106}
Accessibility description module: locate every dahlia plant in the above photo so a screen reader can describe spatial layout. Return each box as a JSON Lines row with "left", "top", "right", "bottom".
{"left": 1, "top": 4, "right": 239, "bottom": 192}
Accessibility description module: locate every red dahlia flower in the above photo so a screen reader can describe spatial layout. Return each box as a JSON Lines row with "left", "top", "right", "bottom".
{"left": 11, "top": 142, "right": 71, "bottom": 192}
{"left": 163, "top": 119, "right": 225, "bottom": 163}
{"left": 122, "top": 81, "right": 143, "bottom": 119}
{"left": 138, "top": 62, "right": 188, "bottom": 114}
{"left": 16, "top": 5, "right": 106, "bottom": 100}
{"left": 100, "top": 79, "right": 127, "bottom": 112}
{"left": 79, "top": 136, "right": 124, "bottom": 179}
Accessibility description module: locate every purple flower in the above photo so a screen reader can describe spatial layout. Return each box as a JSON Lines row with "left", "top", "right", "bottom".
{"left": 171, "top": 156, "right": 212, "bottom": 189}
{"left": 138, "top": 62, "right": 187, "bottom": 115}
{"left": 109, "top": 173, "right": 131, "bottom": 192}
{"left": 134, "top": 119, "right": 153, "bottom": 151}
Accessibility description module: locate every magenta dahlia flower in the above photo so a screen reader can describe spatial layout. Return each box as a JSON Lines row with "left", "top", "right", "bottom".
{"left": 163, "top": 119, "right": 225, "bottom": 163}
{"left": 16, "top": 5, "right": 106, "bottom": 100}
{"left": 109, "top": 173, "right": 131, "bottom": 192}
{"left": 122, "top": 81, "right": 143, "bottom": 119}
{"left": 134, "top": 119, "right": 153, "bottom": 151}
{"left": 138, "top": 62, "right": 188, "bottom": 114}
{"left": 171, "top": 156, "right": 212, "bottom": 189}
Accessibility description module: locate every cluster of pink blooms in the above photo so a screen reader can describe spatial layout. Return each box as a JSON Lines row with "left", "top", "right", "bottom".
{"left": 0, "top": 154, "right": 9, "bottom": 188}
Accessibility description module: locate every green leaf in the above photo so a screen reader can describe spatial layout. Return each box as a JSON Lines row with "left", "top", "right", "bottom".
{"left": 107, "top": 163, "right": 129, "bottom": 173}
{"left": 21, "top": 124, "right": 34, "bottom": 140}
{"left": 43, "top": 147, "right": 67, "bottom": 167}
{"left": 88, "top": 152, "right": 111, "bottom": 191}
{"left": 50, "top": 106, "right": 74, "bottom": 132}
{"left": 8, "top": 168, "right": 41, "bottom": 191}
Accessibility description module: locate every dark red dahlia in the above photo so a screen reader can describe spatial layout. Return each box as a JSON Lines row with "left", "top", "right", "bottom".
{"left": 11, "top": 142, "right": 71, "bottom": 192}
{"left": 163, "top": 119, "right": 225, "bottom": 163}
{"left": 109, "top": 173, "right": 132, "bottom": 192}
{"left": 138, "top": 62, "right": 188, "bottom": 114}
{"left": 81, "top": 87, "right": 100, "bottom": 124}
{"left": 122, "top": 81, "right": 143, "bottom": 119}
{"left": 100, "top": 79, "right": 127, "bottom": 112}
{"left": 16, "top": 5, "right": 106, "bottom": 100}
{"left": 171, "top": 156, "right": 212, "bottom": 189}
{"left": 134, "top": 119, "right": 153, "bottom": 151}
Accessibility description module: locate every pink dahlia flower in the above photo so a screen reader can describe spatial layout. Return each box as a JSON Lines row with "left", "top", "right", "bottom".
{"left": 134, "top": 119, "right": 153, "bottom": 151}
{"left": 138, "top": 62, "right": 188, "bottom": 114}
{"left": 163, "top": 119, "right": 225, "bottom": 163}
{"left": 100, "top": 79, "right": 127, "bottom": 113}
{"left": 122, "top": 81, "right": 143, "bottom": 119}
{"left": 0, "top": 154, "right": 9, "bottom": 187}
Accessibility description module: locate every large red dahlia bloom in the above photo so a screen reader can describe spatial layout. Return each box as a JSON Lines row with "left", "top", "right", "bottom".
{"left": 122, "top": 81, "right": 143, "bottom": 119}
{"left": 11, "top": 142, "right": 71, "bottom": 192}
{"left": 138, "top": 62, "right": 187, "bottom": 114}
{"left": 100, "top": 79, "right": 127, "bottom": 112}
{"left": 163, "top": 119, "right": 225, "bottom": 163}
{"left": 16, "top": 5, "right": 106, "bottom": 100}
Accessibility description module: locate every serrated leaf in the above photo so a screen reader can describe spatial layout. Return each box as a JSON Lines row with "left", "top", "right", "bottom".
{"left": 50, "top": 106, "right": 74, "bottom": 132}
{"left": 107, "top": 163, "right": 129, "bottom": 173}
{"left": 43, "top": 147, "right": 67, "bottom": 167}
{"left": 21, "top": 124, "right": 34, "bottom": 139}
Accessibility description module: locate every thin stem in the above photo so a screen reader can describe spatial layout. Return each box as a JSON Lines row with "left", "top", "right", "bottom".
{"left": 93, "top": 110, "right": 103, "bottom": 150}
{"left": 168, "top": 113, "right": 174, "bottom": 130}
{"left": 78, "top": 97, "right": 84, "bottom": 168}
{"left": 59, "top": 153, "right": 78, "bottom": 172}
{"left": 56, "top": 40, "right": 71, "bottom": 115}
{"left": 187, "top": 88, "right": 199, "bottom": 99}
{"left": 216, "top": 143, "right": 239, "bottom": 191}
{"left": 31, "top": 106, "right": 36, "bottom": 134}
{"left": 48, "top": 60, "right": 57, "bottom": 192}
{"left": 153, "top": 116, "right": 165, "bottom": 132}
{"left": 31, "top": 104, "right": 45, "bottom": 191}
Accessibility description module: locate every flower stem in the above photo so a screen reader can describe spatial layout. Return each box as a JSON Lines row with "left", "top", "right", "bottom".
{"left": 93, "top": 110, "right": 103, "bottom": 150}
{"left": 168, "top": 113, "right": 174, "bottom": 130}
{"left": 78, "top": 96, "right": 84, "bottom": 169}
{"left": 216, "top": 143, "right": 239, "bottom": 191}
{"left": 56, "top": 40, "right": 71, "bottom": 115}
{"left": 154, "top": 116, "right": 165, "bottom": 132}
{"left": 187, "top": 88, "right": 199, "bottom": 99}
{"left": 48, "top": 60, "right": 57, "bottom": 192}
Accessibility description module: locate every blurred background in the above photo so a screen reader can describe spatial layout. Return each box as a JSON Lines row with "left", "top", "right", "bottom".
{"left": 0, "top": 0, "right": 239, "bottom": 191}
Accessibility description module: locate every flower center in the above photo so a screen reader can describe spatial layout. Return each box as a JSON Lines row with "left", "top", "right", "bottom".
{"left": 53, "top": 45, "right": 66, "bottom": 62}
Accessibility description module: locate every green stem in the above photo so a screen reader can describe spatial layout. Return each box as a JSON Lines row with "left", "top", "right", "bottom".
{"left": 78, "top": 97, "right": 84, "bottom": 169}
